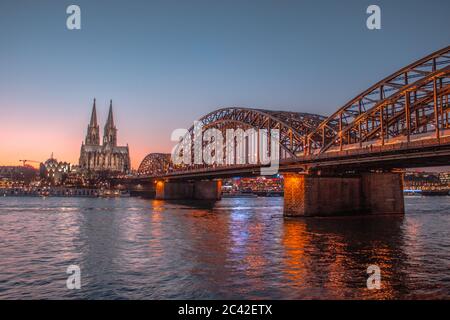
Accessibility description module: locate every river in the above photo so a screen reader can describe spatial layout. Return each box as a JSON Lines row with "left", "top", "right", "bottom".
{"left": 0, "top": 196, "right": 449, "bottom": 299}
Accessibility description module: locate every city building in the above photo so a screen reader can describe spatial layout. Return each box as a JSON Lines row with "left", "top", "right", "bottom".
{"left": 79, "top": 99, "right": 131, "bottom": 173}
{"left": 439, "top": 172, "right": 450, "bottom": 186}
{"left": 404, "top": 171, "right": 445, "bottom": 189}
{"left": 0, "top": 166, "right": 38, "bottom": 186}
{"left": 222, "top": 176, "right": 283, "bottom": 195}
{"left": 40, "top": 154, "right": 71, "bottom": 185}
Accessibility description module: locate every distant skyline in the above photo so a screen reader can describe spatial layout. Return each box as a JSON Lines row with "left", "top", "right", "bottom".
{"left": 0, "top": 0, "right": 449, "bottom": 168}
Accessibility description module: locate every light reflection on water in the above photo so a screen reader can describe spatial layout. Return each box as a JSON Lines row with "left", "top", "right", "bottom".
{"left": 0, "top": 196, "right": 449, "bottom": 299}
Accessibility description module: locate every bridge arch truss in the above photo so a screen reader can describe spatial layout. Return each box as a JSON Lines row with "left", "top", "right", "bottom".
{"left": 306, "top": 46, "right": 450, "bottom": 154}
{"left": 137, "top": 153, "right": 172, "bottom": 176}
{"left": 172, "top": 107, "right": 327, "bottom": 168}
{"left": 137, "top": 46, "right": 450, "bottom": 177}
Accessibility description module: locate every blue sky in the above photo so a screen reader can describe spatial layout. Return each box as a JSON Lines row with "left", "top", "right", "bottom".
{"left": 0, "top": 0, "right": 449, "bottom": 167}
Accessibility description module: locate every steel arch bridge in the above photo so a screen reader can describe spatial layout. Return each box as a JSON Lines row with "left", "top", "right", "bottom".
{"left": 137, "top": 153, "right": 172, "bottom": 176}
{"left": 182, "top": 108, "right": 327, "bottom": 159}
{"left": 138, "top": 46, "right": 450, "bottom": 177}
{"left": 306, "top": 45, "right": 450, "bottom": 154}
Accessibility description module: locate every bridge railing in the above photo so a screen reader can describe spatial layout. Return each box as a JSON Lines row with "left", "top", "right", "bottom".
{"left": 132, "top": 135, "right": 450, "bottom": 179}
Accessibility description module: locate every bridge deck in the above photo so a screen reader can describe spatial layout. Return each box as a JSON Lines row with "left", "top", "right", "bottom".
{"left": 132, "top": 134, "right": 450, "bottom": 181}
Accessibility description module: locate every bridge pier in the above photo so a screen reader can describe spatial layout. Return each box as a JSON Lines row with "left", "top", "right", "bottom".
{"left": 194, "top": 180, "right": 222, "bottom": 200}
{"left": 155, "top": 180, "right": 222, "bottom": 201}
{"left": 360, "top": 172, "right": 405, "bottom": 215}
{"left": 283, "top": 172, "right": 404, "bottom": 217}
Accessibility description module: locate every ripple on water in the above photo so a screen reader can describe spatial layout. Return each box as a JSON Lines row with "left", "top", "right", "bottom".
{"left": 0, "top": 196, "right": 449, "bottom": 299}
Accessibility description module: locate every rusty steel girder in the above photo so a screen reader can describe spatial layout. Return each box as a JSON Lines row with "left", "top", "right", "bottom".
{"left": 306, "top": 45, "right": 450, "bottom": 154}
{"left": 138, "top": 46, "right": 450, "bottom": 177}
{"left": 180, "top": 107, "right": 326, "bottom": 160}
{"left": 322, "top": 67, "right": 450, "bottom": 152}
{"left": 137, "top": 153, "right": 172, "bottom": 176}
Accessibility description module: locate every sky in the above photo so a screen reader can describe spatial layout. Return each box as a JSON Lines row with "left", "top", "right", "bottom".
{"left": 0, "top": 0, "right": 449, "bottom": 169}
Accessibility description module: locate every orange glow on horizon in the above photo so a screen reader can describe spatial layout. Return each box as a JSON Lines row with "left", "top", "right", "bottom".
{"left": 0, "top": 146, "right": 172, "bottom": 170}
{"left": 0, "top": 101, "right": 175, "bottom": 169}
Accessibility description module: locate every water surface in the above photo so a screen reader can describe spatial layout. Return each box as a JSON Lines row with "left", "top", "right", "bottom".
{"left": 0, "top": 196, "right": 449, "bottom": 299}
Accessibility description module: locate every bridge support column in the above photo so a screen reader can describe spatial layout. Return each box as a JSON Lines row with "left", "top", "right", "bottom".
{"left": 155, "top": 180, "right": 222, "bottom": 200}
{"left": 194, "top": 180, "right": 222, "bottom": 200}
{"left": 283, "top": 172, "right": 404, "bottom": 217}
{"left": 361, "top": 172, "right": 405, "bottom": 215}
{"left": 155, "top": 181, "right": 194, "bottom": 200}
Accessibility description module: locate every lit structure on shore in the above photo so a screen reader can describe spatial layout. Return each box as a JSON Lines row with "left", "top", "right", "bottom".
{"left": 79, "top": 99, "right": 131, "bottom": 173}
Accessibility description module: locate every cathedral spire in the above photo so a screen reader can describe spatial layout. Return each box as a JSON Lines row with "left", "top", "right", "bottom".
{"left": 103, "top": 99, "right": 117, "bottom": 147}
{"left": 105, "top": 99, "right": 115, "bottom": 128}
{"left": 85, "top": 98, "right": 100, "bottom": 146}
{"left": 89, "top": 98, "right": 98, "bottom": 127}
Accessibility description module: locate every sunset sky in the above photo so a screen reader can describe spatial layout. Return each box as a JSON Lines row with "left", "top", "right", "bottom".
{"left": 0, "top": 0, "right": 449, "bottom": 169}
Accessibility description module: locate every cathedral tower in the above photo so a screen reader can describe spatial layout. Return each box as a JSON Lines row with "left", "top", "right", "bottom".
{"left": 103, "top": 100, "right": 117, "bottom": 147}
{"left": 85, "top": 98, "right": 100, "bottom": 146}
{"left": 79, "top": 99, "right": 130, "bottom": 173}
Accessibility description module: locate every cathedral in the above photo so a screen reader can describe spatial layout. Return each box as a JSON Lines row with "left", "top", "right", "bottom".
{"left": 79, "top": 99, "right": 131, "bottom": 173}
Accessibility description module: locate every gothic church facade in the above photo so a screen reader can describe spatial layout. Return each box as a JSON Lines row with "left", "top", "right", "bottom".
{"left": 79, "top": 99, "right": 131, "bottom": 173}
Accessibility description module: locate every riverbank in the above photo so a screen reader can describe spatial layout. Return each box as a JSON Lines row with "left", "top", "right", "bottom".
{"left": 0, "top": 187, "right": 130, "bottom": 198}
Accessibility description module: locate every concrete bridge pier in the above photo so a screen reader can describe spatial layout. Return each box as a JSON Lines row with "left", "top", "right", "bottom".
{"left": 194, "top": 180, "right": 222, "bottom": 200}
{"left": 283, "top": 172, "right": 404, "bottom": 217}
{"left": 110, "top": 179, "right": 156, "bottom": 198}
{"left": 155, "top": 180, "right": 222, "bottom": 201}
